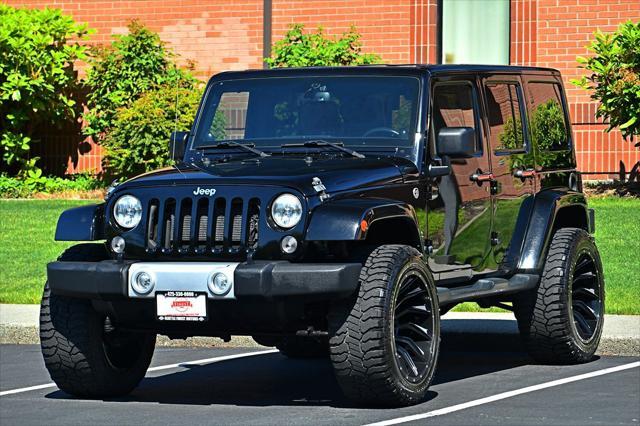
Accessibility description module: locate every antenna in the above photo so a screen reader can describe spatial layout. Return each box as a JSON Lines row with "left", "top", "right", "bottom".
{"left": 173, "top": 70, "right": 185, "bottom": 179}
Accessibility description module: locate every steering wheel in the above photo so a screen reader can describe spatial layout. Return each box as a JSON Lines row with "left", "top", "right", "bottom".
{"left": 363, "top": 127, "right": 401, "bottom": 138}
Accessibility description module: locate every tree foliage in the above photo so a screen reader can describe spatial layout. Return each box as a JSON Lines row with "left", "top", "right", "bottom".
{"left": 0, "top": 5, "right": 90, "bottom": 174}
{"left": 265, "top": 24, "right": 380, "bottom": 68}
{"left": 83, "top": 20, "right": 196, "bottom": 143}
{"left": 572, "top": 21, "right": 640, "bottom": 145}
{"left": 101, "top": 85, "right": 203, "bottom": 178}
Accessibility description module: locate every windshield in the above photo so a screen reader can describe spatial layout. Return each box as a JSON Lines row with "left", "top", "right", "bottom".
{"left": 193, "top": 75, "right": 421, "bottom": 155}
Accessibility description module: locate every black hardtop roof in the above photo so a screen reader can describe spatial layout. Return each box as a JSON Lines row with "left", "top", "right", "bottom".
{"left": 211, "top": 64, "right": 560, "bottom": 80}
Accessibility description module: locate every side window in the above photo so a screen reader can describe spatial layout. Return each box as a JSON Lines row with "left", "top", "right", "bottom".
{"left": 431, "top": 83, "right": 481, "bottom": 152}
{"left": 527, "top": 83, "right": 569, "bottom": 151}
{"left": 484, "top": 83, "right": 525, "bottom": 152}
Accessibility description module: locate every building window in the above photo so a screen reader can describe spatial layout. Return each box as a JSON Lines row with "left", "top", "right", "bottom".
{"left": 441, "top": 0, "right": 510, "bottom": 65}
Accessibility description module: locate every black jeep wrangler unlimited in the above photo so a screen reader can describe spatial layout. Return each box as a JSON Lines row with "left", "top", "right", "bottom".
{"left": 42, "top": 65, "right": 604, "bottom": 406}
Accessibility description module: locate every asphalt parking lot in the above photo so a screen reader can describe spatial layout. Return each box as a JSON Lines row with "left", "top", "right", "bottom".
{"left": 1, "top": 335, "right": 638, "bottom": 426}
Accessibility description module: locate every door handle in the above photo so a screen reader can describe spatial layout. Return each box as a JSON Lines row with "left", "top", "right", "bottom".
{"left": 470, "top": 172, "right": 495, "bottom": 183}
{"left": 514, "top": 168, "right": 536, "bottom": 179}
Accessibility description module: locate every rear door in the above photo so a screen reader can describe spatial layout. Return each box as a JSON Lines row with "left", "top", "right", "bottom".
{"left": 480, "top": 75, "right": 535, "bottom": 272}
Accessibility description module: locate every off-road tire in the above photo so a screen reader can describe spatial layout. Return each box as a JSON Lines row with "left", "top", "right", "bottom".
{"left": 514, "top": 228, "right": 605, "bottom": 364}
{"left": 40, "top": 244, "right": 156, "bottom": 397}
{"left": 275, "top": 336, "right": 329, "bottom": 358}
{"left": 328, "top": 244, "right": 440, "bottom": 406}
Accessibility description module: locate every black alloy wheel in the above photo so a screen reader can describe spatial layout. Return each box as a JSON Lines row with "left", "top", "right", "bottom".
{"left": 393, "top": 270, "right": 437, "bottom": 383}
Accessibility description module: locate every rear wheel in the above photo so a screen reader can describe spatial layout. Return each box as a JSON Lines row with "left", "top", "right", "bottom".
{"left": 328, "top": 244, "right": 440, "bottom": 406}
{"left": 40, "top": 244, "right": 156, "bottom": 397}
{"left": 514, "top": 228, "right": 605, "bottom": 364}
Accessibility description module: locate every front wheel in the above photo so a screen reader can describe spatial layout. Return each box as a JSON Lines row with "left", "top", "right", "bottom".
{"left": 40, "top": 284, "right": 156, "bottom": 397}
{"left": 40, "top": 244, "right": 156, "bottom": 397}
{"left": 328, "top": 244, "right": 440, "bottom": 406}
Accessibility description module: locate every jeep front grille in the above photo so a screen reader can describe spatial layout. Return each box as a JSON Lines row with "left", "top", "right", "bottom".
{"left": 145, "top": 196, "right": 260, "bottom": 254}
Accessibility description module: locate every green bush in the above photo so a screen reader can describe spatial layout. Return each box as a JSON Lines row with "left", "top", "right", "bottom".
{"left": 265, "top": 24, "right": 380, "bottom": 67}
{"left": 0, "top": 173, "right": 104, "bottom": 198}
{"left": 84, "top": 20, "right": 196, "bottom": 144}
{"left": 572, "top": 21, "right": 640, "bottom": 144}
{"left": 0, "top": 5, "right": 90, "bottom": 174}
{"left": 102, "top": 85, "right": 205, "bottom": 178}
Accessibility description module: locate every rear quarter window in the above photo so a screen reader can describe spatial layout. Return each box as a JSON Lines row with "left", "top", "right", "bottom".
{"left": 526, "top": 82, "right": 569, "bottom": 152}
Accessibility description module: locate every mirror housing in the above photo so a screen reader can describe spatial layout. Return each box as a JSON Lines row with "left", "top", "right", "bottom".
{"left": 169, "top": 131, "right": 189, "bottom": 162}
{"left": 436, "top": 127, "right": 476, "bottom": 159}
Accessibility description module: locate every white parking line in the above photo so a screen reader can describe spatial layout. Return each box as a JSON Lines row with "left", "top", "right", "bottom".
{"left": 364, "top": 361, "right": 640, "bottom": 426}
{"left": 0, "top": 348, "right": 278, "bottom": 397}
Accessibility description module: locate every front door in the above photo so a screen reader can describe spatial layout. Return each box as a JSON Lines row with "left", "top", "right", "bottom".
{"left": 426, "top": 78, "right": 493, "bottom": 282}
{"left": 480, "top": 76, "right": 535, "bottom": 272}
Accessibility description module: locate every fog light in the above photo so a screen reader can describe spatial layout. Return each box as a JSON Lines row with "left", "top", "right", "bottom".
{"left": 132, "top": 271, "right": 154, "bottom": 295}
{"left": 209, "top": 272, "right": 231, "bottom": 296}
{"left": 110, "top": 236, "right": 125, "bottom": 254}
{"left": 280, "top": 235, "right": 298, "bottom": 254}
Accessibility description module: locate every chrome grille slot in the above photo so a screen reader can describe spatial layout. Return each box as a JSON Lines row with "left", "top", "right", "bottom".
{"left": 247, "top": 198, "right": 260, "bottom": 249}
{"left": 230, "top": 198, "right": 243, "bottom": 248}
{"left": 179, "top": 199, "right": 192, "bottom": 247}
{"left": 143, "top": 193, "right": 260, "bottom": 254}
{"left": 196, "top": 199, "right": 209, "bottom": 246}
{"left": 163, "top": 199, "right": 176, "bottom": 250}
{"left": 213, "top": 198, "right": 226, "bottom": 246}
{"left": 146, "top": 200, "right": 159, "bottom": 250}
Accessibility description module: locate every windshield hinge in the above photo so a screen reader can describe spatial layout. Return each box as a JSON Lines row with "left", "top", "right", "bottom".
{"left": 312, "top": 177, "right": 330, "bottom": 202}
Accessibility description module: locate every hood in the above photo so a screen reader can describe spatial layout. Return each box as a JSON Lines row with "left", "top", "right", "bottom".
{"left": 118, "top": 154, "right": 417, "bottom": 197}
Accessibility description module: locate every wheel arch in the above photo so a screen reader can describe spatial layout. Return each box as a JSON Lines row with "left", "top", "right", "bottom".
{"left": 305, "top": 198, "right": 423, "bottom": 251}
{"left": 55, "top": 203, "right": 105, "bottom": 241}
{"left": 516, "top": 189, "right": 590, "bottom": 273}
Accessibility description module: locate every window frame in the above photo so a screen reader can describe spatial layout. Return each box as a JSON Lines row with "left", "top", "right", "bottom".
{"left": 482, "top": 79, "right": 529, "bottom": 156}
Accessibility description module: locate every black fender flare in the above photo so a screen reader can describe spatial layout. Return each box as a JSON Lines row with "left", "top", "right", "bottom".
{"left": 516, "top": 189, "right": 590, "bottom": 273}
{"left": 55, "top": 203, "right": 105, "bottom": 241}
{"left": 305, "top": 198, "right": 422, "bottom": 249}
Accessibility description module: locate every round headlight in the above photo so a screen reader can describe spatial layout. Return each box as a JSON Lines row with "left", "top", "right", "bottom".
{"left": 271, "top": 193, "right": 302, "bottom": 229}
{"left": 113, "top": 195, "right": 142, "bottom": 229}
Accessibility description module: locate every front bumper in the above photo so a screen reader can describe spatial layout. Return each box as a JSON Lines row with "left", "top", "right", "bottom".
{"left": 47, "top": 260, "right": 362, "bottom": 300}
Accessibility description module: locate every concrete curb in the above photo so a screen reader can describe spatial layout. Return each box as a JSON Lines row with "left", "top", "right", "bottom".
{"left": 1, "top": 305, "right": 638, "bottom": 356}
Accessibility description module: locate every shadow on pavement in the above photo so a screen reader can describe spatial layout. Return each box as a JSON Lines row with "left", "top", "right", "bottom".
{"left": 44, "top": 327, "right": 544, "bottom": 408}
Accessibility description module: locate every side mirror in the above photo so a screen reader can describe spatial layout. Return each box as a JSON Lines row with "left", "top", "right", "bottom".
{"left": 169, "top": 131, "right": 189, "bottom": 162}
{"left": 436, "top": 127, "right": 476, "bottom": 159}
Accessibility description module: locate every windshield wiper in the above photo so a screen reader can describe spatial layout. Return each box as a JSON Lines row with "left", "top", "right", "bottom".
{"left": 280, "top": 140, "right": 365, "bottom": 159}
{"left": 196, "top": 141, "right": 270, "bottom": 158}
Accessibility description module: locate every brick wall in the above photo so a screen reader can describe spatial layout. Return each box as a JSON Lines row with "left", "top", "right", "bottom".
{"left": 511, "top": 0, "right": 640, "bottom": 177}
{"left": 6, "top": 0, "right": 639, "bottom": 177}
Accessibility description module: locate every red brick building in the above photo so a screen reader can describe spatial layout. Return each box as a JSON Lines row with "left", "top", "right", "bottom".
{"left": 8, "top": 0, "right": 640, "bottom": 177}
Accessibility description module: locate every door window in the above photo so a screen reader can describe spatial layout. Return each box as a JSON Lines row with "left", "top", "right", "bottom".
{"left": 432, "top": 83, "right": 481, "bottom": 153}
{"left": 484, "top": 83, "right": 526, "bottom": 153}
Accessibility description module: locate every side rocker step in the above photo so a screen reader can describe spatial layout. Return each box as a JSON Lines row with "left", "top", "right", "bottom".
{"left": 436, "top": 273, "right": 539, "bottom": 306}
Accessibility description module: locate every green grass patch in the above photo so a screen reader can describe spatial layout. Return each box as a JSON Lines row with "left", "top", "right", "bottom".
{"left": 0, "top": 199, "right": 96, "bottom": 304}
{"left": 0, "top": 197, "right": 638, "bottom": 314}
{"left": 587, "top": 197, "right": 640, "bottom": 314}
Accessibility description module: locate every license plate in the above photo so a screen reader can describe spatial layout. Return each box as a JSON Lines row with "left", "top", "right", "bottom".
{"left": 156, "top": 291, "right": 207, "bottom": 322}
